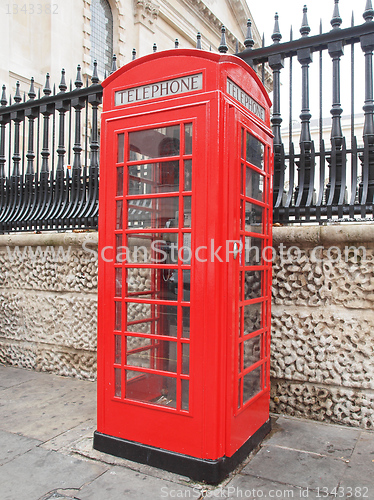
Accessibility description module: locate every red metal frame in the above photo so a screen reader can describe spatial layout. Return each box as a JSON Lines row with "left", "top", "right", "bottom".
{"left": 96, "top": 49, "right": 273, "bottom": 474}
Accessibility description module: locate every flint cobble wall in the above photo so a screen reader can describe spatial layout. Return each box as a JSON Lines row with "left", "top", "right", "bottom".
{"left": 0, "top": 225, "right": 373, "bottom": 429}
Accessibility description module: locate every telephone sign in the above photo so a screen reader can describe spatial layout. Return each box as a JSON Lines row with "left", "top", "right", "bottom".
{"left": 94, "top": 49, "right": 273, "bottom": 484}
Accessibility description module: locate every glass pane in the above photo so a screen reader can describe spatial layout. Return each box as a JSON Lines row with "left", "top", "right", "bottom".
{"left": 246, "top": 132, "right": 264, "bottom": 169}
{"left": 184, "top": 123, "right": 193, "bottom": 155}
{"left": 129, "top": 125, "right": 180, "bottom": 161}
{"left": 243, "top": 365, "right": 262, "bottom": 403}
{"left": 239, "top": 271, "right": 243, "bottom": 302}
{"left": 115, "top": 301, "right": 122, "bottom": 331}
{"left": 238, "top": 343, "right": 242, "bottom": 372}
{"left": 158, "top": 305, "right": 178, "bottom": 337}
{"left": 114, "top": 368, "right": 121, "bottom": 397}
{"left": 183, "top": 270, "right": 190, "bottom": 302}
{"left": 244, "top": 271, "right": 262, "bottom": 300}
{"left": 240, "top": 164, "right": 244, "bottom": 195}
{"left": 245, "top": 202, "right": 263, "bottom": 234}
{"left": 238, "top": 306, "right": 242, "bottom": 337}
{"left": 126, "top": 337, "right": 154, "bottom": 369}
{"left": 244, "top": 303, "right": 262, "bottom": 334}
{"left": 245, "top": 237, "right": 262, "bottom": 266}
{"left": 115, "top": 335, "right": 121, "bottom": 364}
{"left": 116, "top": 167, "right": 124, "bottom": 196}
{"left": 116, "top": 234, "right": 124, "bottom": 262}
{"left": 243, "top": 334, "right": 262, "bottom": 369}
{"left": 184, "top": 159, "right": 192, "bottom": 191}
{"left": 117, "top": 133, "right": 124, "bottom": 163}
{"left": 182, "top": 307, "right": 190, "bottom": 338}
{"left": 182, "top": 343, "right": 190, "bottom": 374}
{"left": 127, "top": 196, "right": 179, "bottom": 229}
{"left": 183, "top": 196, "right": 191, "bottom": 227}
{"left": 128, "top": 162, "right": 179, "bottom": 195}
{"left": 115, "top": 268, "right": 122, "bottom": 297}
{"left": 240, "top": 199, "right": 243, "bottom": 230}
{"left": 246, "top": 167, "right": 264, "bottom": 202}
{"left": 127, "top": 302, "right": 152, "bottom": 334}
{"left": 182, "top": 233, "right": 192, "bottom": 264}
{"left": 126, "top": 371, "right": 176, "bottom": 408}
{"left": 127, "top": 233, "right": 178, "bottom": 265}
{"left": 238, "top": 378, "right": 242, "bottom": 408}
{"left": 181, "top": 379, "right": 189, "bottom": 411}
{"left": 116, "top": 200, "right": 123, "bottom": 229}
{"left": 127, "top": 267, "right": 154, "bottom": 295}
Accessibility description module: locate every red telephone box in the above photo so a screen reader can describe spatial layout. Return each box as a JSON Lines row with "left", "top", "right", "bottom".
{"left": 94, "top": 49, "right": 273, "bottom": 484}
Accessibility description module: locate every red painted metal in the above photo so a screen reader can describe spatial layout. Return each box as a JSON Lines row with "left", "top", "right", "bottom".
{"left": 97, "top": 49, "right": 273, "bottom": 464}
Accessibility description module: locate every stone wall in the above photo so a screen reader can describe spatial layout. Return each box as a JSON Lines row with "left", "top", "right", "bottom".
{"left": 0, "top": 232, "right": 98, "bottom": 380}
{"left": 271, "top": 225, "right": 374, "bottom": 429}
{"left": 0, "top": 225, "right": 373, "bottom": 429}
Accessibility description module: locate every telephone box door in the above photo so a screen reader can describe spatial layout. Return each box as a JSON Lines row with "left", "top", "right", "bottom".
{"left": 97, "top": 102, "right": 213, "bottom": 457}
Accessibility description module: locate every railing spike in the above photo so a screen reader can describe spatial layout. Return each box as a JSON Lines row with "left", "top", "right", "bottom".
{"left": 23, "top": 92, "right": 26, "bottom": 102}
{"left": 75, "top": 65, "right": 83, "bottom": 88}
{"left": 235, "top": 38, "right": 239, "bottom": 54}
{"left": 363, "top": 0, "right": 374, "bottom": 22}
{"left": 28, "top": 77, "right": 36, "bottom": 100}
{"left": 91, "top": 61, "right": 99, "bottom": 84}
{"left": 218, "top": 25, "right": 228, "bottom": 53}
{"left": 300, "top": 5, "right": 311, "bottom": 37}
{"left": 14, "top": 81, "right": 22, "bottom": 103}
{"left": 153, "top": 43, "right": 157, "bottom": 53}
{"left": 175, "top": 39, "right": 179, "bottom": 49}
{"left": 210, "top": 45, "right": 212, "bottom": 51}
{"left": 262, "top": 33, "right": 265, "bottom": 47}
{"left": 104, "top": 70, "right": 107, "bottom": 79}
{"left": 320, "top": 18, "right": 323, "bottom": 34}
{"left": 53, "top": 83, "right": 56, "bottom": 95}
{"left": 351, "top": 11, "right": 354, "bottom": 27}
{"left": 196, "top": 32, "right": 202, "bottom": 49}
{"left": 331, "top": 0, "right": 342, "bottom": 30}
{"left": 272, "top": 13, "right": 282, "bottom": 44}
{"left": 110, "top": 54, "right": 117, "bottom": 74}
{"left": 290, "top": 26, "right": 293, "bottom": 41}
{"left": 59, "top": 69, "right": 67, "bottom": 92}
{"left": 1, "top": 85, "right": 7, "bottom": 106}
{"left": 38, "top": 88, "right": 41, "bottom": 99}
{"left": 85, "top": 76, "right": 89, "bottom": 87}
{"left": 244, "top": 19, "right": 255, "bottom": 49}
{"left": 132, "top": 48, "right": 136, "bottom": 60}
{"left": 43, "top": 73, "right": 51, "bottom": 96}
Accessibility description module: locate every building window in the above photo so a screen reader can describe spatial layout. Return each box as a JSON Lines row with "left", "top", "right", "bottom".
{"left": 91, "top": 0, "right": 113, "bottom": 77}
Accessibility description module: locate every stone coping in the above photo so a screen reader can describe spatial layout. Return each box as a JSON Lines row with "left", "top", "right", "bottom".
{"left": 1, "top": 224, "right": 374, "bottom": 248}
{"left": 0, "top": 231, "right": 98, "bottom": 248}
{"left": 273, "top": 223, "right": 374, "bottom": 246}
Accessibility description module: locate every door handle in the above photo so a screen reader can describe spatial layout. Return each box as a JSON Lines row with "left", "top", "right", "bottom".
{"left": 233, "top": 242, "right": 240, "bottom": 260}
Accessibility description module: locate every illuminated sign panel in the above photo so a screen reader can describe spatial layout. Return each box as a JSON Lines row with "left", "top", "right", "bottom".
{"left": 115, "top": 73, "right": 203, "bottom": 106}
{"left": 227, "top": 78, "right": 265, "bottom": 121}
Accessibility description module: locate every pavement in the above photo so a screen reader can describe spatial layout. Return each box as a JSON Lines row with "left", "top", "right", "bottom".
{"left": 0, "top": 364, "right": 373, "bottom": 500}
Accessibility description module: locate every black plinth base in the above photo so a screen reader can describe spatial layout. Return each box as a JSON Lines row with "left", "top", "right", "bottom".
{"left": 93, "top": 419, "right": 271, "bottom": 485}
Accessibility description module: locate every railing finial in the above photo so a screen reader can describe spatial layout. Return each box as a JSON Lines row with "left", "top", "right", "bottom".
{"left": 1, "top": 85, "right": 7, "bottom": 106}
{"left": 196, "top": 32, "right": 202, "bottom": 50}
{"left": 28, "top": 77, "right": 36, "bottom": 100}
{"left": 271, "top": 13, "right": 282, "bottom": 44}
{"left": 331, "top": 0, "right": 342, "bottom": 29}
{"left": 43, "top": 73, "right": 51, "bottom": 96}
{"left": 218, "top": 26, "right": 228, "bottom": 53}
{"left": 91, "top": 61, "right": 99, "bottom": 85}
{"left": 59, "top": 68, "right": 67, "bottom": 92}
{"left": 75, "top": 65, "right": 83, "bottom": 88}
{"left": 244, "top": 19, "right": 255, "bottom": 49}
{"left": 110, "top": 54, "right": 117, "bottom": 74}
{"left": 132, "top": 48, "right": 137, "bottom": 60}
{"left": 153, "top": 43, "right": 157, "bottom": 53}
{"left": 14, "top": 81, "right": 22, "bottom": 103}
{"left": 300, "top": 5, "right": 311, "bottom": 37}
{"left": 364, "top": 0, "right": 374, "bottom": 22}
{"left": 175, "top": 39, "right": 179, "bottom": 49}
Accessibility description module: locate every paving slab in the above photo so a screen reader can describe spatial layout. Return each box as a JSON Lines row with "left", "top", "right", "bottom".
{"left": 266, "top": 416, "right": 360, "bottom": 460}
{"left": 0, "top": 429, "right": 42, "bottom": 465}
{"left": 41, "top": 419, "right": 96, "bottom": 452}
{"left": 226, "top": 474, "right": 333, "bottom": 499}
{"left": 241, "top": 445, "right": 348, "bottom": 491}
{"left": 76, "top": 465, "right": 200, "bottom": 500}
{"left": 338, "top": 431, "right": 374, "bottom": 496}
{"left": 0, "top": 446, "right": 107, "bottom": 500}
{"left": 0, "top": 365, "right": 44, "bottom": 389}
{"left": 0, "top": 388, "right": 96, "bottom": 441}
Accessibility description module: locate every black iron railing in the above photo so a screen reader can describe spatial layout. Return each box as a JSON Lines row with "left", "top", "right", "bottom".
{"left": 237, "top": 0, "right": 374, "bottom": 223}
{"left": 0, "top": 63, "right": 102, "bottom": 232}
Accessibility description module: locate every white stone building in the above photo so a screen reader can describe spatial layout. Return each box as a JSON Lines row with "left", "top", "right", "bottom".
{"left": 1, "top": 0, "right": 263, "bottom": 98}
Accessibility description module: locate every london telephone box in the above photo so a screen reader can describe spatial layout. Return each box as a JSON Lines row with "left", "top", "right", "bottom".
{"left": 94, "top": 49, "right": 273, "bottom": 484}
